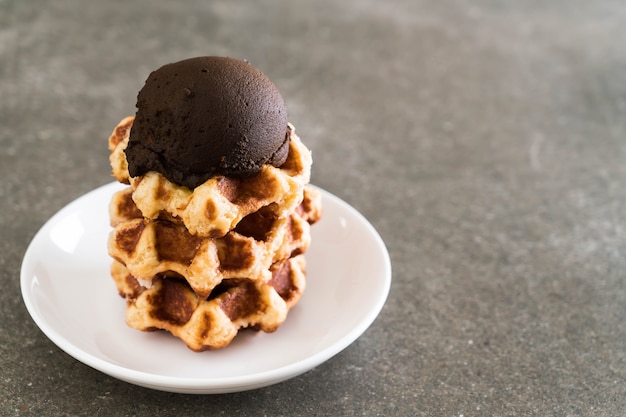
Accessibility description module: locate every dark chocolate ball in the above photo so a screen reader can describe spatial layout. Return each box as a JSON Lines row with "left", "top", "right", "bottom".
{"left": 125, "top": 56, "right": 289, "bottom": 189}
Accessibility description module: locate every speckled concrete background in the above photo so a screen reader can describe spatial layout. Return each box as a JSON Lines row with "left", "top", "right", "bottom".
{"left": 1, "top": 0, "right": 625, "bottom": 415}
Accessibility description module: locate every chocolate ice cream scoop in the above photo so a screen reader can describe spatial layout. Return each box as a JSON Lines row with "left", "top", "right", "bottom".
{"left": 125, "top": 57, "right": 289, "bottom": 189}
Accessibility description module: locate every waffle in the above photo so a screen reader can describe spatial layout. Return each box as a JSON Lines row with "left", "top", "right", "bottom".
{"left": 109, "top": 116, "right": 312, "bottom": 238}
{"left": 110, "top": 255, "right": 307, "bottom": 351}
{"left": 108, "top": 115, "right": 133, "bottom": 183}
{"left": 107, "top": 114, "right": 321, "bottom": 350}
{"left": 108, "top": 185, "right": 321, "bottom": 298}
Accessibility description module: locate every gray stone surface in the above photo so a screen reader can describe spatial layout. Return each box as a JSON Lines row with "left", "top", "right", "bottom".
{"left": 1, "top": 0, "right": 625, "bottom": 415}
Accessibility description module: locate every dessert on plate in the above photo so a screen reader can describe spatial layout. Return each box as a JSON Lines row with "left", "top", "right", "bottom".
{"left": 106, "top": 56, "right": 321, "bottom": 351}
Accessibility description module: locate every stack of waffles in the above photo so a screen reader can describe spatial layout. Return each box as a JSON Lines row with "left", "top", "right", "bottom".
{"left": 106, "top": 116, "right": 322, "bottom": 351}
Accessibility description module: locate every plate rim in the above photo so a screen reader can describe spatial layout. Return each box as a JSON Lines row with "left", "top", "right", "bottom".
{"left": 20, "top": 182, "right": 391, "bottom": 393}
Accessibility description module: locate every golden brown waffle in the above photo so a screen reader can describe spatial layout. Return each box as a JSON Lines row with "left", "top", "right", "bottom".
{"left": 109, "top": 116, "right": 312, "bottom": 238}
{"left": 108, "top": 186, "right": 321, "bottom": 298}
{"left": 107, "top": 115, "right": 321, "bottom": 350}
{"left": 110, "top": 184, "right": 322, "bottom": 227}
{"left": 110, "top": 255, "right": 307, "bottom": 351}
{"left": 108, "top": 116, "right": 134, "bottom": 184}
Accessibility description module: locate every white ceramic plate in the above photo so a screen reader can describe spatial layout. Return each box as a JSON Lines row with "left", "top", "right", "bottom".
{"left": 20, "top": 182, "right": 391, "bottom": 394}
